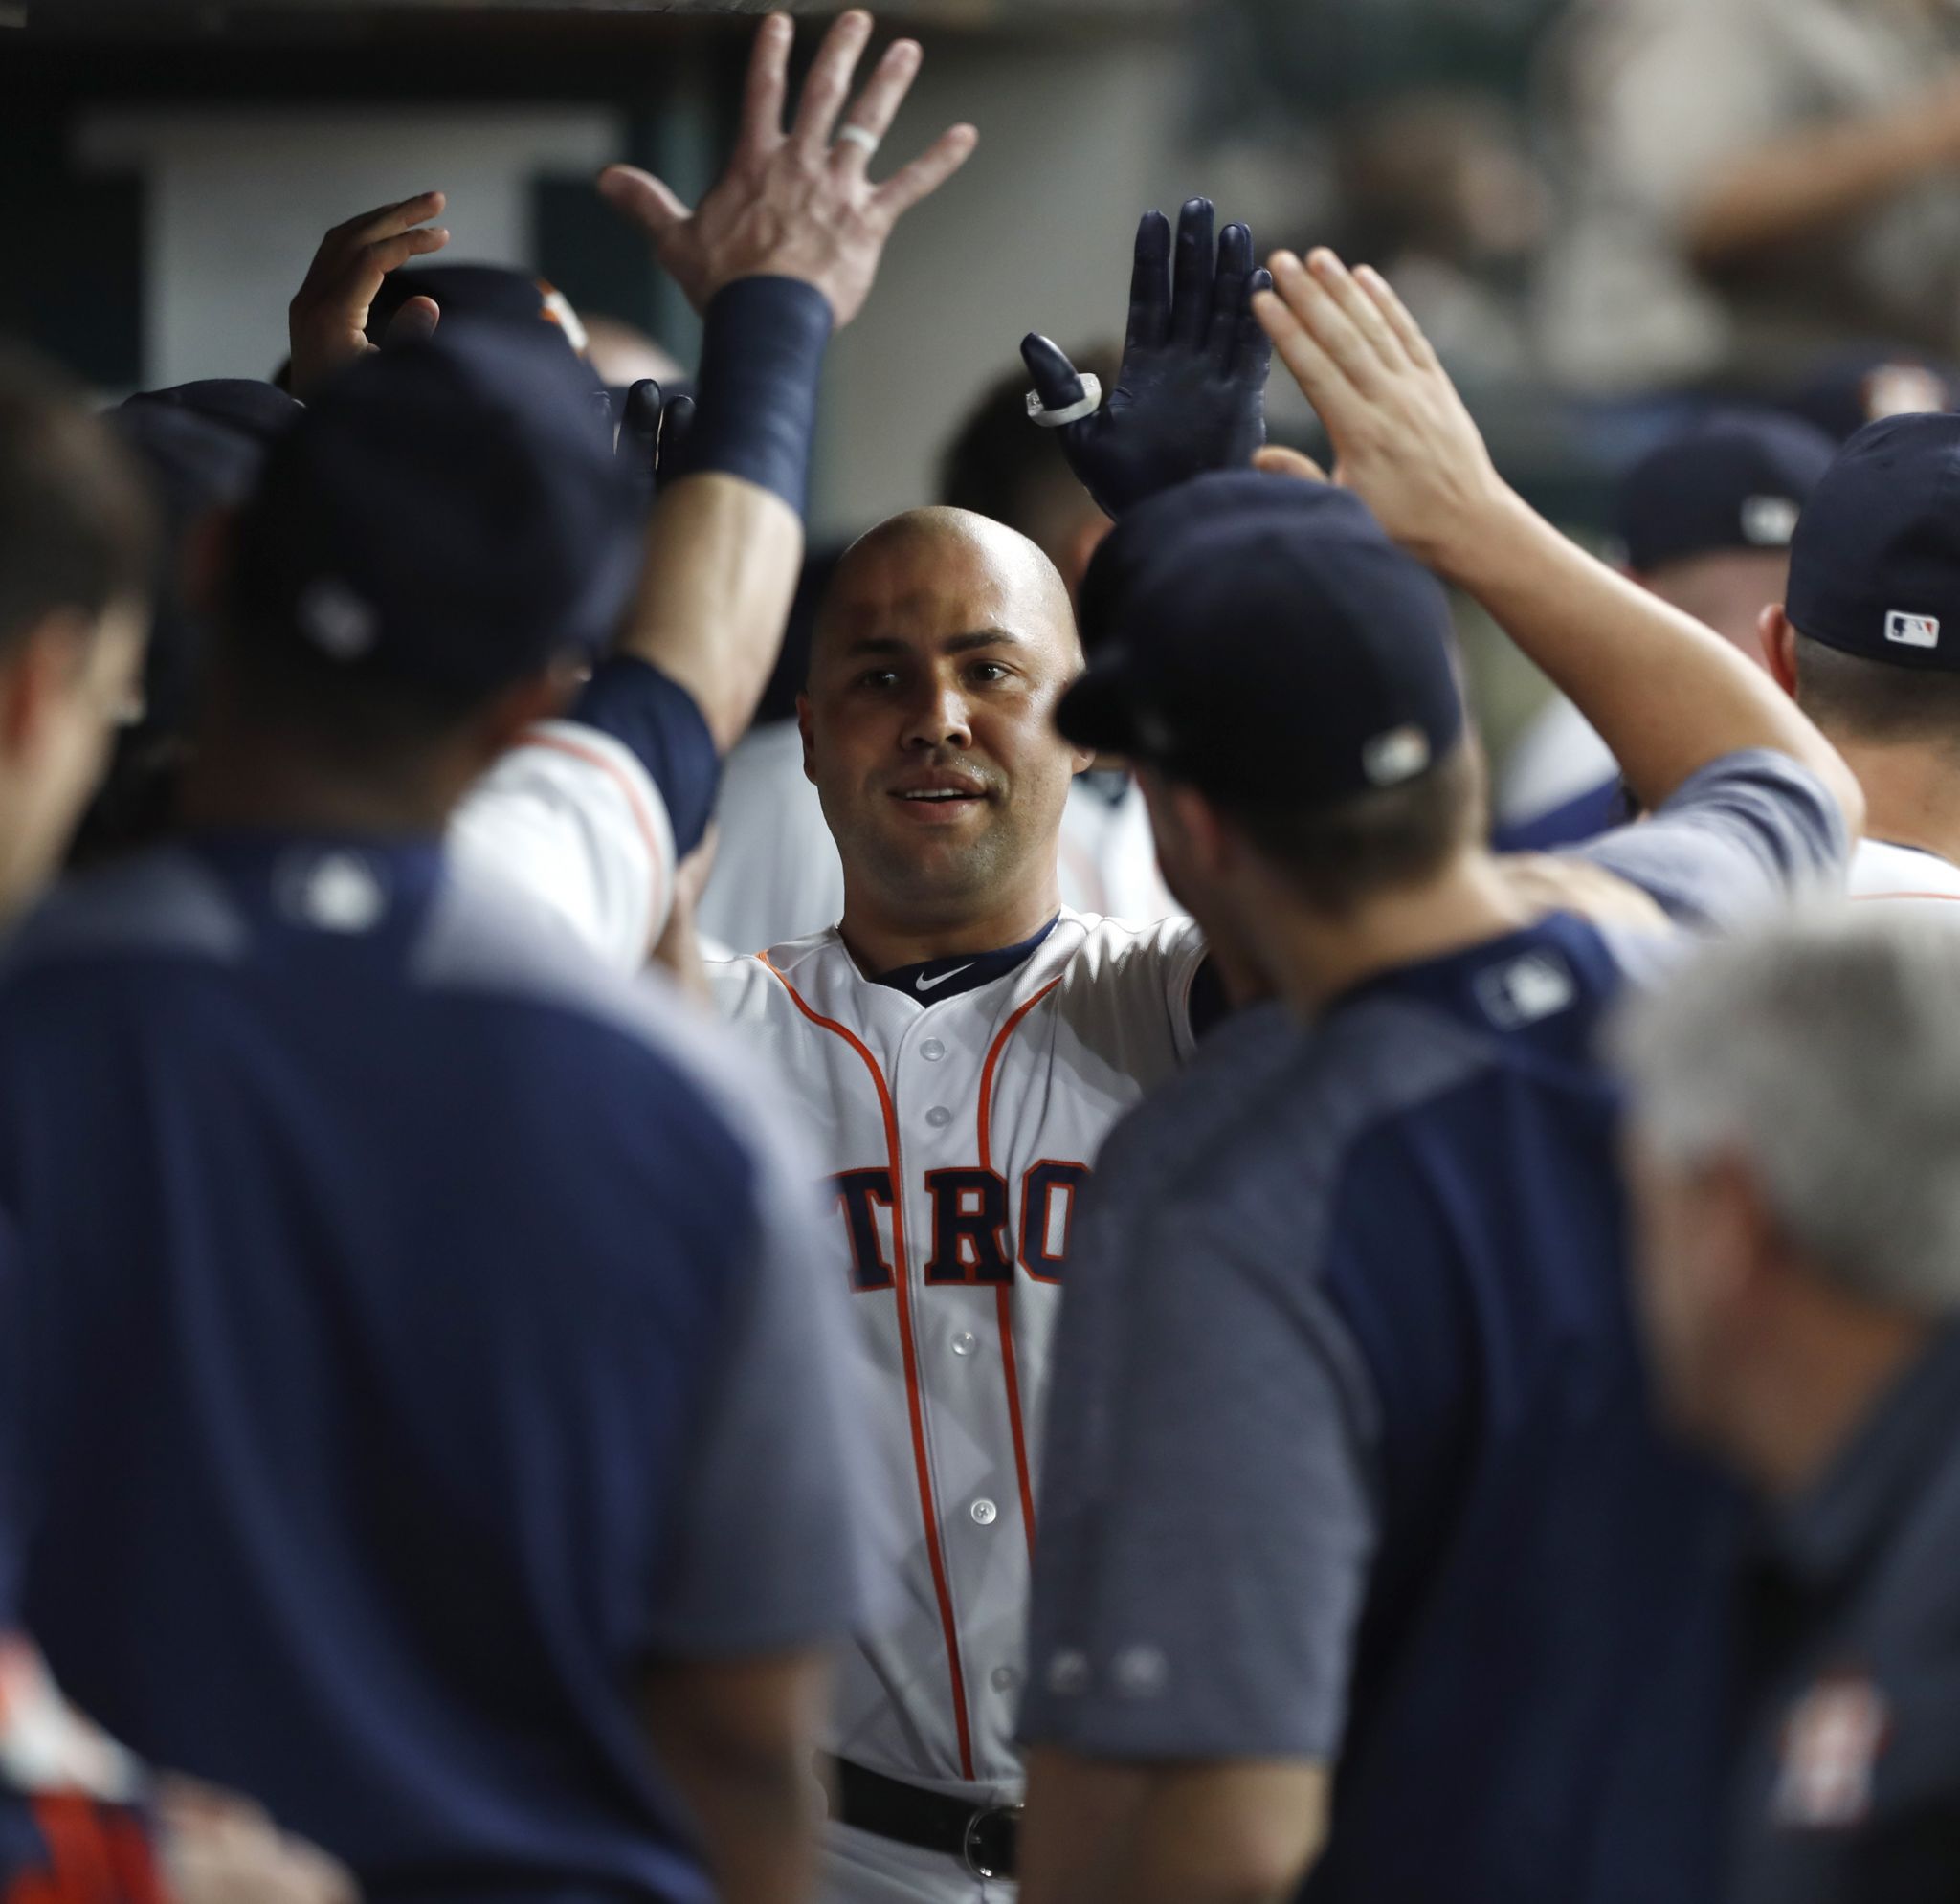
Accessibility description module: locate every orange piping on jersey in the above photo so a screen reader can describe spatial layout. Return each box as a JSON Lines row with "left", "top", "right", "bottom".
{"left": 977, "top": 980, "right": 1063, "bottom": 1559}
{"left": 521, "top": 728, "right": 670, "bottom": 941}
{"left": 758, "top": 952, "right": 977, "bottom": 1781}
{"left": 1851, "top": 891, "right": 1960, "bottom": 902}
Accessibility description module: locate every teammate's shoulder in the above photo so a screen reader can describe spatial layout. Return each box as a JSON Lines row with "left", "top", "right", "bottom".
{"left": 1050, "top": 907, "right": 1207, "bottom": 991}
{"left": 704, "top": 924, "right": 844, "bottom": 1007}
{"left": 1055, "top": 905, "right": 1203, "bottom": 958}
{"left": 1849, "top": 838, "right": 1960, "bottom": 907}
{"left": 0, "top": 846, "right": 248, "bottom": 982}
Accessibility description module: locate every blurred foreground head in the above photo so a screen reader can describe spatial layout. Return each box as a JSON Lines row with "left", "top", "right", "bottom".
{"left": 203, "top": 321, "right": 639, "bottom": 827}
{"left": 1614, "top": 910, "right": 1960, "bottom": 1489}
{"left": 0, "top": 347, "right": 155, "bottom": 915}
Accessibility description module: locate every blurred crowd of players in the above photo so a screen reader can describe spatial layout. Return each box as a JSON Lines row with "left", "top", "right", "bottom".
{"left": 6, "top": 2, "right": 1960, "bottom": 1902}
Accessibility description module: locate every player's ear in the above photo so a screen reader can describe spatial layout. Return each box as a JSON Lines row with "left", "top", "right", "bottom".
{"left": 797, "top": 692, "right": 817, "bottom": 785}
{"left": 1698, "top": 1148, "right": 1787, "bottom": 1321}
{"left": 0, "top": 610, "right": 87, "bottom": 761}
{"left": 1759, "top": 604, "right": 1799, "bottom": 699}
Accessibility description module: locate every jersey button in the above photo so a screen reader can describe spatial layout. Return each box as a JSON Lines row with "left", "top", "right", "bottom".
{"left": 925, "top": 1105, "right": 952, "bottom": 1129}
{"left": 952, "top": 1331, "right": 978, "bottom": 1357}
{"left": 970, "top": 1497, "right": 998, "bottom": 1526}
{"left": 921, "top": 1038, "right": 947, "bottom": 1061}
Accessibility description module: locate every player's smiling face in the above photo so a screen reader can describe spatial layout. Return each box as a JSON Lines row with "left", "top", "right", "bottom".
{"left": 802, "top": 508, "right": 1093, "bottom": 922}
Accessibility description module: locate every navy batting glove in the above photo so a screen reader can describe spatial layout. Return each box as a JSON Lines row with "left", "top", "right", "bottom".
{"left": 1021, "top": 199, "right": 1274, "bottom": 520}
{"left": 617, "top": 378, "right": 698, "bottom": 501}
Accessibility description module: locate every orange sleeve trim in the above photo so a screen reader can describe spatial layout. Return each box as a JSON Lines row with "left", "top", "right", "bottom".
{"left": 1850, "top": 891, "right": 1960, "bottom": 903}
{"left": 758, "top": 954, "right": 977, "bottom": 1781}
{"left": 977, "top": 981, "right": 1063, "bottom": 1560}
{"left": 522, "top": 728, "right": 670, "bottom": 942}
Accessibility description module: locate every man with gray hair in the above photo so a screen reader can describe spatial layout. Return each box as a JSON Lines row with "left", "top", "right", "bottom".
{"left": 1614, "top": 909, "right": 1960, "bottom": 1903}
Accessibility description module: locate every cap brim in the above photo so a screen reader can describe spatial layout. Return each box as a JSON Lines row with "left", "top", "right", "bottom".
{"left": 1056, "top": 662, "right": 1147, "bottom": 758}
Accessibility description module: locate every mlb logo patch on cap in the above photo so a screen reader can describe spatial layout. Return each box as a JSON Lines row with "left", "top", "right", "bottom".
{"left": 1885, "top": 610, "right": 1941, "bottom": 651}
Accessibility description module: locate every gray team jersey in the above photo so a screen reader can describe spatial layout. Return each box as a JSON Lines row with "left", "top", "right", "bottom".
{"left": 1020, "top": 750, "right": 1846, "bottom": 1901}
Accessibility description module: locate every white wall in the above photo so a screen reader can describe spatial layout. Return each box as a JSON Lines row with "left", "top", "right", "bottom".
{"left": 78, "top": 105, "right": 623, "bottom": 387}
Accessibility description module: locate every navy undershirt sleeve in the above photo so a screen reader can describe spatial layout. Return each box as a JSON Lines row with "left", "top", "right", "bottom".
{"left": 570, "top": 656, "right": 721, "bottom": 858}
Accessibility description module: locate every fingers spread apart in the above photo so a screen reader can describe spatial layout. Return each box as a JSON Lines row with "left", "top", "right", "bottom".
{"left": 831, "top": 35, "right": 922, "bottom": 173}
{"left": 870, "top": 122, "right": 977, "bottom": 220}
{"left": 597, "top": 166, "right": 691, "bottom": 243}
{"left": 791, "top": 9, "right": 875, "bottom": 158}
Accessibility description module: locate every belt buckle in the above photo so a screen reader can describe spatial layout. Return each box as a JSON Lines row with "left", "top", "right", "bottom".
{"left": 961, "top": 1801, "right": 1022, "bottom": 1881}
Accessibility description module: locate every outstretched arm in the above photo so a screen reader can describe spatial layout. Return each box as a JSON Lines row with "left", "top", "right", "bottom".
{"left": 446, "top": 11, "right": 973, "bottom": 969}
{"left": 1253, "top": 247, "right": 1863, "bottom": 832}
{"left": 599, "top": 8, "right": 975, "bottom": 753}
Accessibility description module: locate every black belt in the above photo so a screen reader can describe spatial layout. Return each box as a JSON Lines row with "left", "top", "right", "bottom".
{"left": 834, "top": 1758, "right": 1021, "bottom": 1881}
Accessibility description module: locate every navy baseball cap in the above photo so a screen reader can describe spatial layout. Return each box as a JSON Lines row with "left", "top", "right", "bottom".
{"left": 1616, "top": 412, "right": 1835, "bottom": 574}
{"left": 1787, "top": 347, "right": 1957, "bottom": 446}
{"left": 122, "top": 379, "right": 303, "bottom": 449}
{"left": 232, "top": 320, "right": 640, "bottom": 695}
{"left": 1786, "top": 411, "right": 1960, "bottom": 673}
{"left": 368, "top": 265, "right": 589, "bottom": 356}
{"left": 1058, "top": 473, "right": 1464, "bottom": 807}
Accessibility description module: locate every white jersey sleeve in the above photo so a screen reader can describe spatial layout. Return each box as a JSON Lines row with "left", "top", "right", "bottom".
{"left": 1848, "top": 838, "right": 1960, "bottom": 917}
{"left": 449, "top": 720, "right": 677, "bottom": 975}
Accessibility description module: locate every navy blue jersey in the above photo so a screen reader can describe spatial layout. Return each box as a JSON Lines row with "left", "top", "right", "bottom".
{"left": 0, "top": 833, "right": 882, "bottom": 1904}
{"left": 1025, "top": 752, "right": 1848, "bottom": 1904}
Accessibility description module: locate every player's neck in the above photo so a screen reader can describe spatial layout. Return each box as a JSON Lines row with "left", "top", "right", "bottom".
{"left": 1834, "top": 736, "right": 1960, "bottom": 869}
{"left": 181, "top": 718, "right": 476, "bottom": 841}
{"left": 1251, "top": 848, "right": 1535, "bottom": 1019}
{"left": 837, "top": 871, "right": 1064, "bottom": 978}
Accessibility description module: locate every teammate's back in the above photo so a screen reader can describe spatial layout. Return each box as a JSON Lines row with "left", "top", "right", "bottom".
{"left": 0, "top": 836, "right": 875, "bottom": 1904}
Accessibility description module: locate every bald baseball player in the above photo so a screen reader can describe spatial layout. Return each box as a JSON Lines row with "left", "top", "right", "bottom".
{"left": 697, "top": 202, "right": 1281, "bottom": 1902}
{"left": 1014, "top": 249, "right": 1861, "bottom": 1904}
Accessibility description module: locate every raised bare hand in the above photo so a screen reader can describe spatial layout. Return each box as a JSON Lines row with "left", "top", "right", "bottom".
{"left": 1253, "top": 247, "right": 1509, "bottom": 574}
{"left": 287, "top": 191, "right": 449, "bottom": 400}
{"left": 596, "top": 11, "right": 976, "bottom": 328}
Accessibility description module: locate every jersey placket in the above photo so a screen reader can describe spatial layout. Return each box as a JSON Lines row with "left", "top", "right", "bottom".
{"left": 892, "top": 989, "right": 1036, "bottom": 1783}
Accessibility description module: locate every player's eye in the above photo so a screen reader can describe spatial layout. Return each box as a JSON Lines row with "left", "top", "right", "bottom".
{"left": 857, "top": 668, "right": 901, "bottom": 691}
{"left": 968, "top": 662, "right": 1012, "bottom": 685}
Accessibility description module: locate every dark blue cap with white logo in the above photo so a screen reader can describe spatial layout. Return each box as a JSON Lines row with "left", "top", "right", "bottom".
{"left": 1786, "top": 411, "right": 1960, "bottom": 673}
{"left": 1058, "top": 472, "right": 1464, "bottom": 807}
{"left": 1616, "top": 411, "right": 1835, "bottom": 575}
{"left": 232, "top": 320, "right": 640, "bottom": 695}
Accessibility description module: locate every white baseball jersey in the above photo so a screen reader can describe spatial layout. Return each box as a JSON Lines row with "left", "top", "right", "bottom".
{"left": 1847, "top": 838, "right": 1960, "bottom": 916}
{"left": 698, "top": 719, "right": 845, "bottom": 956}
{"left": 1056, "top": 773, "right": 1182, "bottom": 925}
{"left": 709, "top": 912, "right": 1207, "bottom": 1805}
{"left": 450, "top": 719, "right": 677, "bottom": 971}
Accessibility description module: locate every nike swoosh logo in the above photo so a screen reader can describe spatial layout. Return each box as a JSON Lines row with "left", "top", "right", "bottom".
{"left": 915, "top": 964, "right": 975, "bottom": 994}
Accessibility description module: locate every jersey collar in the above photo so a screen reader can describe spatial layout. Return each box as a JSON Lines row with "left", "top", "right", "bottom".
{"left": 868, "top": 915, "right": 1061, "bottom": 1004}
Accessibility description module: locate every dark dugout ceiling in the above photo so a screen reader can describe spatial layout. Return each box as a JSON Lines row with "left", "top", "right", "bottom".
{"left": 3, "top": 0, "right": 1186, "bottom": 39}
